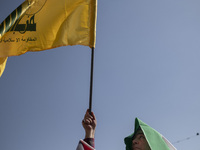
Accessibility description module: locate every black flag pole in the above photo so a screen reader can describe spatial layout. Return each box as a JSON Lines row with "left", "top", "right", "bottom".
{"left": 89, "top": 47, "right": 95, "bottom": 113}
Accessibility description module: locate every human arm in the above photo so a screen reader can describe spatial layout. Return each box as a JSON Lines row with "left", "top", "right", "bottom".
{"left": 82, "top": 109, "right": 97, "bottom": 147}
{"left": 76, "top": 110, "right": 96, "bottom": 150}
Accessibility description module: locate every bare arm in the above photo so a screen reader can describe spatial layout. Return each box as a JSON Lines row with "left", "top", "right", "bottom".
{"left": 82, "top": 109, "right": 97, "bottom": 139}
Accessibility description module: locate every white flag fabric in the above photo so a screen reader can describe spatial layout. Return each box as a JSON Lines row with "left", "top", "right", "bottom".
{"left": 76, "top": 139, "right": 95, "bottom": 150}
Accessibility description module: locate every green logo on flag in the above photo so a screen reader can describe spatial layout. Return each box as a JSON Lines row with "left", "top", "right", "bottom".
{"left": 0, "top": 5, "right": 23, "bottom": 37}
{"left": 10, "top": 15, "right": 36, "bottom": 34}
{"left": 0, "top": 0, "right": 47, "bottom": 36}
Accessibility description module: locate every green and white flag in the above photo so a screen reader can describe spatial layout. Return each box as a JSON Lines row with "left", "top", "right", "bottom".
{"left": 124, "top": 118, "right": 177, "bottom": 150}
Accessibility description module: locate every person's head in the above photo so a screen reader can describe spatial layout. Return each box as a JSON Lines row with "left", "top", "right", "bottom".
{"left": 132, "top": 129, "right": 151, "bottom": 150}
{"left": 125, "top": 118, "right": 177, "bottom": 150}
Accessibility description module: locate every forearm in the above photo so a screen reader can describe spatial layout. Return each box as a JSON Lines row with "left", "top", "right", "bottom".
{"left": 85, "top": 130, "right": 95, "bottom": 139}
{"left": 81, "top": 110, "right": 96, "bottom": 149}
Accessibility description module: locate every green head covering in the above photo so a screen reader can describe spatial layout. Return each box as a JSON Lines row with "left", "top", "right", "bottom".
{"left": 124, "top": 118, "right": 176, "bottom": 150}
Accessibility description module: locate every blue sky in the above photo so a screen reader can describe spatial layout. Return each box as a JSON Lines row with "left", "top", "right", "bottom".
{"left": 0, "top": 0, "right": 200, "bottom": 150}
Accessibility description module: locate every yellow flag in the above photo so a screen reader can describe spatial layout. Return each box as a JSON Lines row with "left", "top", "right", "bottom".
{"left": 0, "top": 0, "right": 97, "bottom": 77}
{"left": 0, "top": 57, "right": 8, "bottom": 77}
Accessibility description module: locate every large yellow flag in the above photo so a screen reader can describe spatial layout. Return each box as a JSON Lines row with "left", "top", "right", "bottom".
{"left": 0, "top": 0, "right": 97, "bottom": 77}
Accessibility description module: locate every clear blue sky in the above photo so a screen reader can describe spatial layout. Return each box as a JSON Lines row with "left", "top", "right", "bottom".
{"left": 0, "top": 0, "right": 200, "bottom": 150}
